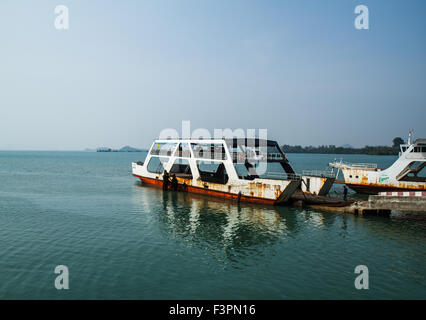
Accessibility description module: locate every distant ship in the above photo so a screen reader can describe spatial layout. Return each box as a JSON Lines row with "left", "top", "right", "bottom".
{"left": 132, "top": 138, "right": 335, "bottom": 205}
{"left": 97, "top": 146, "right": 146, "bottom": 152}
{"left": 329, "top": 133, "right": 426, "bottom": 194}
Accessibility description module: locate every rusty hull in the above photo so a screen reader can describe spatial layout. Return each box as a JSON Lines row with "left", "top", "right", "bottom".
{"left": 133, "top": 174, "right": 301, "bottom": 205}
{"left": 342, "top": 168, "right": 425, "bottom": 194}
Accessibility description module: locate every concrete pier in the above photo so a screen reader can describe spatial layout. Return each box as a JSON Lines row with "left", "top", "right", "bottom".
{"left": 366, "top": 195, "right": 426, "bottom": 213}
{"left": 305, "top": 195, "right": 426, "bottom": 216}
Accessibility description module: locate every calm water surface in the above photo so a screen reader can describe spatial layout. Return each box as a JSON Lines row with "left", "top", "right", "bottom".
{"left": 0, "top": 151, "right": 424, "bottom": 299}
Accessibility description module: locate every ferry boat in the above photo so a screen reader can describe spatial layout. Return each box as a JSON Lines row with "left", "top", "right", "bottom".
{"left": 329, "top": 136, "right": 426, "bottom": 194}
{"left": 132, "top": 138, "right": 335, "bottom": 205}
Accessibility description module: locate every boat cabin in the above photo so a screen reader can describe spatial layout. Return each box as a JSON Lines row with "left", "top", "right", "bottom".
{"left": 143, "top": 138, "right": 297, "bottom": 182}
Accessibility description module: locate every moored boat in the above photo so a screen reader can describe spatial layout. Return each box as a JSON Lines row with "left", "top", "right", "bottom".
{"left": 132, "top": 138, "right": 335, "bottom": 205}
{"left": 329, "top": 136, "right": 426, "bottom": 194}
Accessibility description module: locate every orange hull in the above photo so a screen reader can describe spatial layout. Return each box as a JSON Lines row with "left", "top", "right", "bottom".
{"left": 133, "top": 174, "right": 277, "bottom": 205}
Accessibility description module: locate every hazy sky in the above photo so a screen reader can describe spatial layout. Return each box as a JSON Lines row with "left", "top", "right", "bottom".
{"left": 1, "top": 0, "right": 425, "bottom": 150}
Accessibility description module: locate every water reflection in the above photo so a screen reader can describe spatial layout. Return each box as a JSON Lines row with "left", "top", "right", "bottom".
{"left": 132, "top": 182, "right": 426, "bottom": 246}
{"left": 131, "top": 184, "right": 297, "bottom": 254}
{"left": 130, "top": 183, "right": 342, "bottom": 258}
{"left": 131, "top": 183, "right": 426, "bottom": 275}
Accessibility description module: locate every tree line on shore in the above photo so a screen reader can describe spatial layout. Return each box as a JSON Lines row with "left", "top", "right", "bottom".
{"left": 281, "top": 137, "right": 405, "bottom": 155}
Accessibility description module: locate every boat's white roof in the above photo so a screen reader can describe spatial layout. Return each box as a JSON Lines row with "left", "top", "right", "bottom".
{"left": 154, "top": 139, "right": 226, "bottom": 143}
{"left": 153, "top": 138, "right": 280, "bottom": 146}
{"left": 414, "top": 138, "right": 426, "bottom": 145}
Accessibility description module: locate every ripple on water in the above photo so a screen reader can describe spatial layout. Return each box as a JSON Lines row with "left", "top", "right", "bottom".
{"left": 0, "top": 152, "right": 425, "bottom": 299}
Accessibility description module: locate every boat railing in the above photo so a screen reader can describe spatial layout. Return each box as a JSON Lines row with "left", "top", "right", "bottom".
{"left": 258, "top": 172, "right": 302, "bottom": 181}
{"left": 287, "top": 173, "right": 302, "bottom": 181}
{"left": 330, "top": 160, "right": 378, "bottom": 169}
{"left": 302, "top": 170, "right": 335, "bottom": 178}
{"left": 231, "top": 153, "right": 283, "bottom": 162}
{"left": 345, "top": 162, "right": 378, "bottom": 169}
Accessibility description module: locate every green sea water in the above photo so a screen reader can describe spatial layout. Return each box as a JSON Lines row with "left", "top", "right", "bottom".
{"left": 0, "top": 151, "right": 424, "bottom": 299}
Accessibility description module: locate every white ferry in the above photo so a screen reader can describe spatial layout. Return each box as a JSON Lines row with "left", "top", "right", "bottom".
{"left": 132, "top": 138, "right": 335, "bottom": 205}
{"left": 329, "top": 136, "right": 426, "bottom": 194}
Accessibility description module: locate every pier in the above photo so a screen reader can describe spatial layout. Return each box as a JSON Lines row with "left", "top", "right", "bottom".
{"left": 304, "top": 193, "right": 426, "bottom": 216}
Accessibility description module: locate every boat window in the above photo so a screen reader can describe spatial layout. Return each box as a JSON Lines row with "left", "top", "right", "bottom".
{"left": 196, "top": 160, "right": 228, "bottom": 184}
{"left": 150, "top": 142, "right": 177, "bottom": 156}
{"left": 191, "top": 143, "right": 227, "bottom": 160}
{"left": 175, "top": 143, "right": 191, "bottom": 158}
{"left": 410, "top": 146, "right": 426, "bottom": 153}
{"left": 412, "top": 146, "right": 426, "bottom": 153}
{"left": 170, "top": 158, "right": 192, "bottom": 178}
{"left": 147, "top": 157, "right": 169, "bottom": 174}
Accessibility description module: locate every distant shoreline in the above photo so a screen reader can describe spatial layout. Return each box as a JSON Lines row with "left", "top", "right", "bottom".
{"left": 90, "top": 144, "right": 400, "bottom": 155}
{"left": 94, "top": 146, "right": 147, "bottom": 153}
{"left": 0, "top": 150, "right": 398, "bottom": 156}
{"left": 281, "top": 145, "right": 399, "bottom": 156}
